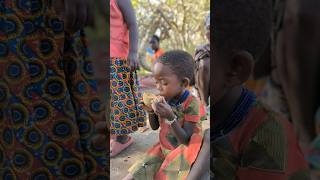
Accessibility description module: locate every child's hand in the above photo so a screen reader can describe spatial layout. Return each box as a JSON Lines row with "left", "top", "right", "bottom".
{"left": 152, "top": 97, "right": 175, "bottom": 120}
{"left": 128, "top": 52, "right": 139, "bottom": 72}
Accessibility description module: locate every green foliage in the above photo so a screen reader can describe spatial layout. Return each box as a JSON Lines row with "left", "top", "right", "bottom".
{"left": 86, "top": 0, "right": 209, "bottom": 72}
{"left": 134, "top": 0, "right": 210, "bottom": 55}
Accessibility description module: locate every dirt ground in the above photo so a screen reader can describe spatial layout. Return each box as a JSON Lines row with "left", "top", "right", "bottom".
{"left": 88, "top": 40, "right": 211, "bottom": 179}
{"left": 110, "top": 114, "right": 210, "bottom": 180}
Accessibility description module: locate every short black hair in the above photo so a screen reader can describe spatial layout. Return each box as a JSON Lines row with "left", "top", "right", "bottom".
{"left": 213, "top": 0, "right": 272, "bottom": 60}
{"left": 156, "top": 50, "right": 194, "bottom": 82}
{"left": 151, "top": 35, "right": 160, "bottom": 43}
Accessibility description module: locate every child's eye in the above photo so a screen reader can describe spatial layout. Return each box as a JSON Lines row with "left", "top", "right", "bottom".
{"left": 161, "top": 81, "right": 168, "bottom": 86}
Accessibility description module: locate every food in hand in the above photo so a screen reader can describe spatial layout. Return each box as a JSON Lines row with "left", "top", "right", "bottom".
{"left": 142, "top": 92, "right": 158, "bottom": 107}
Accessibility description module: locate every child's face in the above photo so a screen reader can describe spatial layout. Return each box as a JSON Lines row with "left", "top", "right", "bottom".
{"left": 153, "top": 62, "right": 186, "bottom": 101}
{"left": 149, "top": 38, "right": 159, "bottom": 51}
{"left": 212, "top": 50, "right": 254, "bottom": 105}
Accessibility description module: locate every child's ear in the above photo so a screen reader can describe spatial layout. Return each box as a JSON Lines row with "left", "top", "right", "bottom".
{"left": 225, "top": 50, "right": 254, "bottom": 87}
{"left": 181, "top": 78, "right": 190, "bottom": 88}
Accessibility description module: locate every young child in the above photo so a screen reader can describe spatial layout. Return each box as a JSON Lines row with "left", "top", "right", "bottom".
{"left": 211, "top": 0, "right": 310, "bottom": 179}
{"left": 110, "top": 0, "right": 146, "bottom": 157}
{"left": 123, "top": 50, "right": 206, "bottom": 180}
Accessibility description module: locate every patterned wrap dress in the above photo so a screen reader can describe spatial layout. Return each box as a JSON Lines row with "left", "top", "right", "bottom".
{"left": 110, "top": 0, "right": 145, "bottom": 135}
{"left": 0, "top": 0, "right": 108, "bottom": 179}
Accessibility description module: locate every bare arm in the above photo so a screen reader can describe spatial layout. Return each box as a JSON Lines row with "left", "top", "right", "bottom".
{"left": 55, "top": 0, "right": 95, "bottom": 33}
{"left": 187, "top": 129, "right": 210, "bottom": 180}
{"left": 117, "top": 0, "right": 139, "bottom": 71}
{"left": 279, "top": 0, "right": 320, "bottom": 149}
{"left": 154, "top": 102, "right": 196, "bottom": 145}
{"left": 170, "top": 121, "right": 196, "bottom": 145}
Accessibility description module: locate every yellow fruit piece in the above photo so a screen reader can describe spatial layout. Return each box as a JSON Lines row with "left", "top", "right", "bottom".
{"left": 143, "top": 92, "right": 157, "bottom": 107}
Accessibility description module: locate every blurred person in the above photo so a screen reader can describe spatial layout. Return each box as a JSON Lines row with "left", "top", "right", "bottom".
{"left": 149, "top": 35, "right": 165, "bottom": 66}
{"left": 0, "top": 0, "right": 108, "bottom": 178}
{"left": 211, "top": 0, "right": 310, "bottom": 179}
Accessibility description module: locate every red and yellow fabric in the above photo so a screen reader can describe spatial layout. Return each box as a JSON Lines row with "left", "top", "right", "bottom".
{"left": 151, "top": 48, "right": 165, "bottom": 64}
{"left": 129, "top": 95, "right": 205, "bottom": 180}
{"left": 212, "top": 101, "right": 310, "bottom": 180}
{"left": 245, "top": 77, "right": 268, "bottom": 97}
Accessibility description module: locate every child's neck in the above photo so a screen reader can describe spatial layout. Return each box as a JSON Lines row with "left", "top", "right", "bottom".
{"left": 213, "top": 86, "right": 243, "bottom": 129}
{"left": 168, "top": 89, "right": 187, "bottom": 103}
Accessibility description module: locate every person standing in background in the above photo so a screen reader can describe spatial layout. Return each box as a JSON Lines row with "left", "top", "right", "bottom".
{"left": 109, "top": 0, "right": 146, "bottom": 157}
{"left": 149, "top": 35, "right": 165, "bottom": 67}
{"left": 194, "top": 14, "right": 210, "bottom": 106}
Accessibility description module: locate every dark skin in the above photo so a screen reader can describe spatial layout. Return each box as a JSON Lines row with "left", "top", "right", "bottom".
{"left": 212, "top": 50, "right": 254, "bottom": 132}
{"left": 110, "top": 0, "right": 139, "bottom": 146}
{"left": 195, "top": 25, "right": 210, "bottom": 106}
{"left": 268, "top": 5, "right": 320, "bottom": 178}
{"left": 150, "top": 63, "right": 196, "bottom": 145}
{"left": 117, "top": 0, "right": 139, "bottom": 72}
{"left": 276, "top": 0, "right": 320, "bottom": 152}
{"left": 53, "top": 0, "right": 108, "bottom": 150}
{"left": 195, "top": 47, "right": 210, "bottom": 106}
{"left": 123, "top": 63, "right": 196, "bottom": 180}
{"left": 53, "top": 0, "right": 95, "bottom": 33}
{"left": 149, "top": 37, "right": 160, "bottom": 52}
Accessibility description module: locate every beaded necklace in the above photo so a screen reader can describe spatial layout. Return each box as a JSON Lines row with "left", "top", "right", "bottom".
{"left": 212, "top": 88, "right": 256, "bottom": 141}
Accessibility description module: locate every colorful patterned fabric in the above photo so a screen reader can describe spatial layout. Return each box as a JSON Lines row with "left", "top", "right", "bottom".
{"left": 245, "top": 77, "right": 267, "bottom": 97}
{"left": 212, "top": 99, "right": 310, "bottom": 180}
{"left": 129, "top": 94, "right": 204, "bottom": 180}
{"left": 0, "top": 1, "right": 108, "bottom": 179}
{"left": 212, "top": 88, "right": 256, "bottom": 141}
{"left": 110, "top": 57, "right": 145, "bottom": 135}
